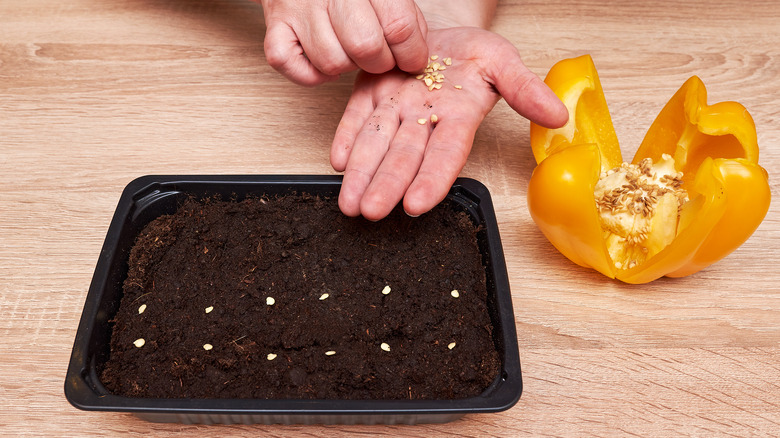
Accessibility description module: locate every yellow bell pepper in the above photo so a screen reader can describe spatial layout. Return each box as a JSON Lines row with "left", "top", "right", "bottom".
{"left": 527, "top": 54, "right": 771, "bottom": 284}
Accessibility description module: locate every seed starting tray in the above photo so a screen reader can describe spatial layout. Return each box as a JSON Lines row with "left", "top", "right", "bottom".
{"left": 64, "top": 175, "right": 522, "bottom": 425}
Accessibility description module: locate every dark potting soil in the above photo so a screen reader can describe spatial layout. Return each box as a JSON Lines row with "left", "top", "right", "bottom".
{"left": 100, "top": 194, "right": 500, "bottom": 400}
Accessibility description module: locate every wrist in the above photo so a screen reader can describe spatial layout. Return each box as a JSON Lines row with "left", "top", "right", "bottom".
{"left": 415, "top": 0, "right": 497, "bottom": 30}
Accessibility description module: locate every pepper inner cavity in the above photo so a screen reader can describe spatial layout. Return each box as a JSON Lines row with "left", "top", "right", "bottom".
{"left": 594, "top": 153, "right": 688, "bottom": 270}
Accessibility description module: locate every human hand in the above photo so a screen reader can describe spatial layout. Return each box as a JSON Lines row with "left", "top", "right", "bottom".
{"left": 259, "top": 0, "right": 428, "bottom": 86}
{"left": 330, "top": 27, "right": 569, "bottom": 221}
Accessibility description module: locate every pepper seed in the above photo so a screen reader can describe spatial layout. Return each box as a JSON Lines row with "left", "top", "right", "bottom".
{"left": 417, "top": 118, "right": 427, "bottom": 125}
{"left": 319, "top": 293, "right": 329, "bottom": 300}
{"left": 205, "top": 306, "right": 213, "bottom": 313}
{"left": 266, "top": 297, "right": 275, "bottom": 306}
{"left": 203, "top": 343, "right": 213, "bottom": 351}
{"left": 267, "top": 353, "right": 277, "bottom": 361}
{"left": 448, "top": 342, "right": 456, "bottom": 350}
{"left": 382, "top": 285, "right": 391, "bottom": 295}
{"left": 380, "top": 343, "right": 391, "bottom": 352}
{"left": 138, "top": 304, "right": 147, "bottom": 314}
{"left": 430, "top": 114, "right": 438, "bottom": 123}
{"left": 325, "top": 350, "right": 336, "bottom": 356}
{"left": 133, "top": 338, "right": 145, "bottom": 348}
{"left": 451, "top": 290, "right": 460, "bottom": 298}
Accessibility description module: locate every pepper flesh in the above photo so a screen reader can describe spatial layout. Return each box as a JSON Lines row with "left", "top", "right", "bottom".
{"left": 527, "top": 55, "right": 771, "bottom": 283}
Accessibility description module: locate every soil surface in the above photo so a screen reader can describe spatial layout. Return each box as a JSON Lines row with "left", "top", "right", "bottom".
{"left": 100, "top": 194, "right": 500, "bottom": 400}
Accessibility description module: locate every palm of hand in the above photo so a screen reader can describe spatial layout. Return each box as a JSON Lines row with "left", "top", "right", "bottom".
{"left": 331, "top": 27, "right": 566, "bottom": 220}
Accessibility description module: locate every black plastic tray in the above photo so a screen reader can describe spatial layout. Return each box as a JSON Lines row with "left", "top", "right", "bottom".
{"left": 64, "top": 175, "right": 521, "bottom": 425}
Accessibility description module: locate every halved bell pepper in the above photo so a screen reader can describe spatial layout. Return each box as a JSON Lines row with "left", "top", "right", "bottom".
{"left": 527, "top": 54, "right": 771, "bottom": 284}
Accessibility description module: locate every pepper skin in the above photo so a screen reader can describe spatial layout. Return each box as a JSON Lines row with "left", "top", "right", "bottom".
{"left": 527, "top": 55, "right": 771, "bottom": 283}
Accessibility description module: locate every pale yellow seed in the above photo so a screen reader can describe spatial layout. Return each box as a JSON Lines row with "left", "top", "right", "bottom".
{"left": 203, "top": 344, "right": 213, "bottom": 351}
{"left": 133, "top": 338, "right": 145, "bottom": 348}
{"left": 431, "top": 62, "right": 441, "bottom": 70}
{"left": 417, "top": 118, "right": 427, "bottom": 125}
{"left": 266, "top": 297, "right": 275, "bottom": 306}
{"left": 428, "top": 84, "right": 436, "bottom": 91}
{"left": 319, "top": 293, "right": 329, "bottom": 300}
{"left": 448, "top": 342, "right": 456, "bottom": 350}
{"left": 430, "top": 55, "right": 439, "bottom": 60}
{"left": 138, "top": 304, "right": 147, "bottom": 314}
{"left": 415, "top": 74, "right": 424, "bottom": 79}
{"left": 382, "top": 285, "right": 391, "bottom": 295}
{"left": 444, "top": 57, "right": 452, "bottom": 66}
{"left": 267, "top": 353, "right": 277, "bottom": 361}
{"left": 430, "top": 114, "right": 438, "bottom": 123}
{"left": 451, "top": 290, "right": 460, "bottom": 298}
{"left": 205, "top": 306, "right": 213, "bottom": 313}
{"left": 424, "top": 77, "right": 433, "bottom": 87}
{"left": 454, "top": 85, "right": 462, "bottom": 90}
{"left": 380, "top": 342, "right": 391, "bottom": 352}
{"left": 325, "top": 350, "right": 336, "bottom": 356}
{"left": 434, "top": 83, "right": 442, "bottom": 90}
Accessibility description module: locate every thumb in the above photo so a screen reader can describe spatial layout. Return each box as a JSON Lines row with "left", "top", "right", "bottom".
{"left": 489, "top": 49, "right": 569, "bottom": 129}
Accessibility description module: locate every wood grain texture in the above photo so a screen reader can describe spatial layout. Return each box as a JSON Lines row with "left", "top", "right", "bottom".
{"left": 1, "top": 0, "right": 779, "bottom": 436}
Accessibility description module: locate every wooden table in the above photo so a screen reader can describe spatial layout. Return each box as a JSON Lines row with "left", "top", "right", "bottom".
{"left": 2, "top": 0, "right": 778, "bottom": 436}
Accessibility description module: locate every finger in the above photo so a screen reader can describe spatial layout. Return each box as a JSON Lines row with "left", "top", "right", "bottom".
{"left": 403, "top": 116, "right": 480, "bottom": 216}
{"left": 359, "top": 118, "right": 429, "bottom": 220}
{"left": 415, "top": 3, "right": 428, "bottom": 41}
{"left": 263, "top": 23, "right": 338, "bottom": 86}
{"left": 489, "top": 48, "right": 569, "bottom": 128}
{"left": 369, "top": 0, "right": 429, "bottom": 73}
{"left": 296, "top": 11, "right": 358, "bottom": 76}
{"left": 338, "top": 104, "right": 401, "bottom": 217}
{"left": 330, "top": 0, "right": 395, "bottom": 74}
{"left": 331, "top": 81, "right": 376, "bottom": 171}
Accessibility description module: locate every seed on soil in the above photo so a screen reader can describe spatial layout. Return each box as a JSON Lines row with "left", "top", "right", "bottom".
{"left": 203, "top": 344, "right": 213, "bottom": 351}
{"left": 267, "top": 353, "right": 277, "bottom": 361}
{"left": 325, "top": 350, "right": 336, "bottom": 356}
{"left": 382, "top": 285, "right": 391, "bottom": 295}
{"left": 451, "top": 290, "right": 460, "bottom": 298}
{"left": 137, "top": 304, "right": 146, "bottom": 314}
{"left": 380, "top": 342, "right": 391, "bottom": 352}
{"left": 205, "top": 306, "right": 213, "bottom": 313}
{"left": 266, "top": 297, "right": 275, "bottom": 306}
{"left": 133, "top": 338, "right": 145, "bottom": 348}
{"left": 417, "top": 118, "right": 427, "bottom": 125}
{"left": 448, "top": 342, "right": 456, "bottom": 350}
{"left": 319, "top": 293, "right": 329, "bottom": 300}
